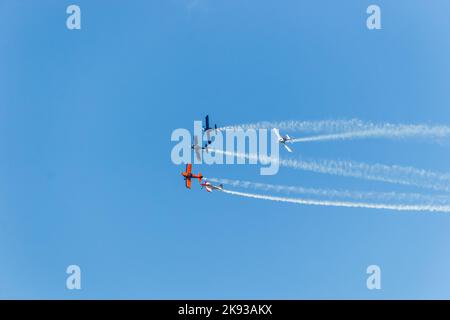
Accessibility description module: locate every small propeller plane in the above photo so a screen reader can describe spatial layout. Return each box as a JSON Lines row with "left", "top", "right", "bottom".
{"left": 203, "top": 115, "right": 218, "bottom": 134}
{"left": 181, "top": 164, "right": 203, "bottom": 189}
{"left": 191, "top": 135, "right": 209, "bottom": 161}
{"left": 203, "top": 115, "right": 218, "bottom": 146}
{"left": 274, "top": 128, "right": 293, "bottom": 152}
{"left": 200, "top": 181, "right": 224, "bottom": 192}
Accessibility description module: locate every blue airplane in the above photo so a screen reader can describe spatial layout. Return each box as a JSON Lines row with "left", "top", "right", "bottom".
{"left": 202, "top": 115, "right": 218, "bottom": 146}
{"left": 203, "top": 115, "right": 217, "bottom": 134}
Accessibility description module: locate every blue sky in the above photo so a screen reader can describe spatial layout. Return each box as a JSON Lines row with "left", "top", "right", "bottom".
{"left": 1, "top": 0, "right": 450, "bottom": 299}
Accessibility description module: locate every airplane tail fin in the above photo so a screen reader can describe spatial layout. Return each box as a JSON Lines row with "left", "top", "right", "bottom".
{"left": 285, "top": 134, "right": 291, "bottom": 140}
{"left": 219, "top": 184, "right": 224, "bottom": 190}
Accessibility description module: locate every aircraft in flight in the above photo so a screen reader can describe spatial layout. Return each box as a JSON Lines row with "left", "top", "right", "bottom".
{"left": 203, "top": 115, "right": 218, "bottom": 134}
{"left": 191, "top": 135, "right": 209, "bottom": 161}
{"left": 274, "top": 128, "right": 293, "bottom": 152}
{"left": 200, "top": 181, "right": 224, "bottom": 192}
{"left": 203, "top": 115, "right": 218, "bottom": 146}
{"left": 181, "top": 164, "right": 203, "bottom": 189}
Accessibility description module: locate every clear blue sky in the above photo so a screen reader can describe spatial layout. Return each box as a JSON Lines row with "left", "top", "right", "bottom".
{"left": 1, "top": 0, "right": 450, "bottom": 299}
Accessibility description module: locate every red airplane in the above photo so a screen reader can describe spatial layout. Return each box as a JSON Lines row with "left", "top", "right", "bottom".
{"left": 181, "top": 164, "right": 203, "bottom": 189}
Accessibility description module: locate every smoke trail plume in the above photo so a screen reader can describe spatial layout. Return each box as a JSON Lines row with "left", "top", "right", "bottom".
{"left": 221, "top": 189, "right": 450, "bottom": 213}
{"left": 222, "top": 119, "right": 450, "bottom": 142}
{"left": 290, "top": 127, "right": 450, "bottom": 143}
{"left": 210, "top": 149, "right": 450, "bottom": 192}
{"left": 222, "top": 119, "right": 369, "bottom": 132}
{"left": 208, "top": 177, "right": 450, "bottom": 205}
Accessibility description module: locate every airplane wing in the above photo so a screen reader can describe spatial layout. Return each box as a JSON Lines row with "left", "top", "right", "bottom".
{"left": 185, "top": 177, "right": 192, "bottom": 189}
{"left": 273, "top": 128, "right": 282, "bottom": 140}
{"left": 195, "top": 148, "right": 201, "bottom": 161}
{"left": 194, "top": 135, "right": 199, "bottom": 146}
{"left": 186, "top": 163, "right": 192, "bottom": 174}
{"left": 193, "top": 136, "right": 201, "bottom": 161}
{"left": 283, "top": 143, "right": 293, "bottom": 153}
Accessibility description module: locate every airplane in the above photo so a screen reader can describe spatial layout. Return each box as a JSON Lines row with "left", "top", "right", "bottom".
{"left": 191, "top": 135, "right": 209, "bottom": 161}
{"left": 274, "top": 128, "right": 293, "bottom": 152}
{"left": 181, "top": 163, "right": 203, "bottom": 189}
{"left": 203, "top": 115, "right": 218, "bottom": 134}
{"left": 200, "top": 180, "right": 224, "bottom": 192}
{"left": 203, "top": 115, "right": 218, "bottom": 146}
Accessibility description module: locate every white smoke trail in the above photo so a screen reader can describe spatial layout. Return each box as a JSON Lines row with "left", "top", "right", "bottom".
{"left": 210, "top": 149, "right": 450, "bottom": 192}
{"left": 290, "top": 130, "right": 410, "bottom": 143}
{"left": 221, "top": 189, "right": 450, "bottom": 213}
{"left": 222, "top": 119, "right": 369, "bottom": 132}
{"left": 208, "top": 177, "right": 450, "bottom": 205}
{"left": 222, "top": 119, "right": 450, "bottom": 142}
{"left": 280, "top": 158, "right": 450, "bottom": 192}
{"left": 289, "top": 130, "right": 389, "bottom": 143}
{"left": 289, "top": 128, "right": 450, "bottom": 143}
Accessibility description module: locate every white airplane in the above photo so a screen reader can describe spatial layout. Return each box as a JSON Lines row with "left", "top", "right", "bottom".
{"left": 274, "top": 128, "right": 293, "bottom": 152}
{"left": 191, "top": 135, "right": 208, "bottom": 161}
{"left": 200, "top": 181, "right": 224, "bottom": 192}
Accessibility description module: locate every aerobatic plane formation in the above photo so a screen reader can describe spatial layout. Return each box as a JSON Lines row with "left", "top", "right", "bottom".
{"left": 176, "top": 115, "right": 450, "bottom": 215}
{"left": 181, "top": 115, "right": 295, "bottom": 192}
